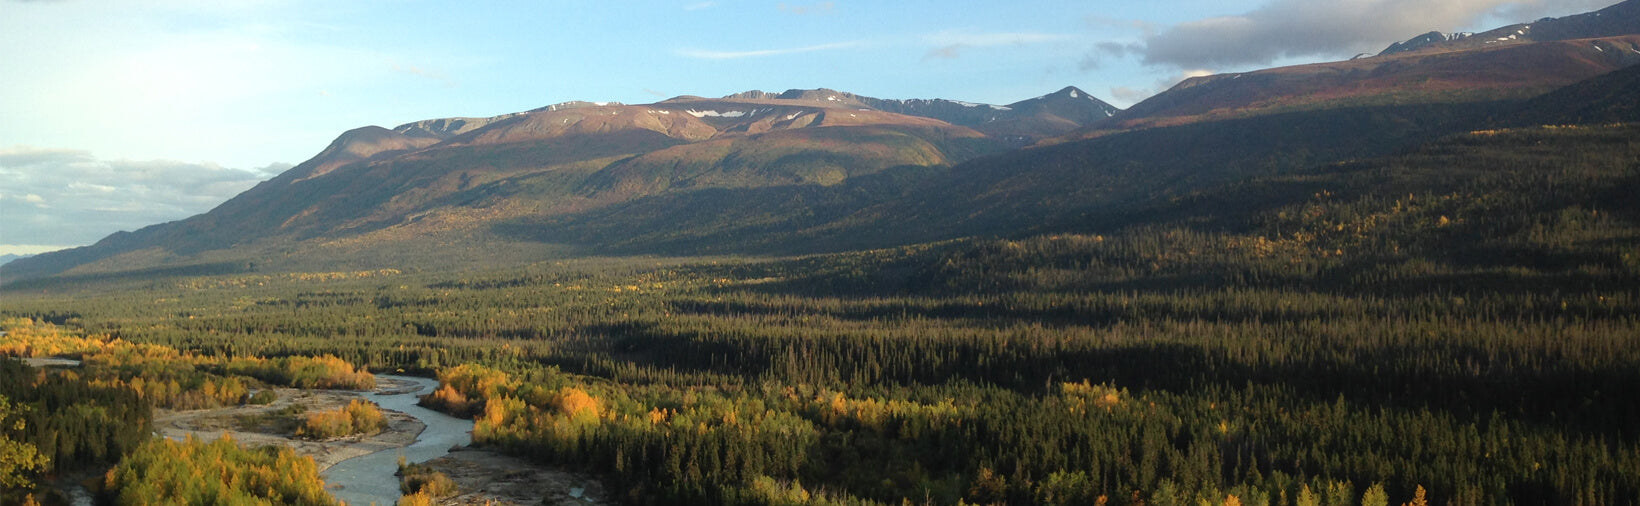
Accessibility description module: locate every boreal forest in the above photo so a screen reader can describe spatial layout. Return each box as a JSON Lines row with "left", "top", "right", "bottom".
{"left": 3, "top": 2, "right": 1640, "bottom": 505}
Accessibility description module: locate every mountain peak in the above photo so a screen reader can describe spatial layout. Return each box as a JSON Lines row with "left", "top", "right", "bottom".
{"left": 393, "top": 116, "right": 511, "bottom": 140}
{"left": 1048, "top": 86, "right": 1092, "bottom": 99}
{"left": 294, "top": 125, "right": 436, "bottom": 180}
{"left": 723, "top": 88, "right": 868, "bottom": 107}
{"left": 529, "top": 100, "right": 624, "bottom": 112}
{"left": 1003, "top": 86, "right": 1119, "bottom": 124}
{"left": 1379, "top": 31, "right": 1475, "bottom": 56}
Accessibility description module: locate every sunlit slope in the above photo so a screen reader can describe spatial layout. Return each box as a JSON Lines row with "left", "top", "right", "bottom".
{"left": 0, "top": 93, "right": 1022, "bottom": 279}
{"left": 1065, "top": 2, "right": 1640, "bottom": 136}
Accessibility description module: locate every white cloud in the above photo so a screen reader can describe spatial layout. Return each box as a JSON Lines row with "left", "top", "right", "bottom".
{"left": 676, "top": 41, "right": 866, "bottom": 60}
{"left": 0, "top": 146, "right": 285, "bottom": 248}
{"left": 0, "top": 245, "right": 71, "bottom": 257}
{"left": 1107, "top": 69, "right": 1217, "bottom": 107}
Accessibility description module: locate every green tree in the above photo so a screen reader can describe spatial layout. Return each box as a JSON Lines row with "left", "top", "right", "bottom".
{"left": 0, "top": 395, "right": 47, "bottom": 490}
{"left": 1361, "top": 483, "right": 1388, "bottom": 506}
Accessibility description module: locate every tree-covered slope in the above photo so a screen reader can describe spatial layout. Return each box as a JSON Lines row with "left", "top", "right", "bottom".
{"left": 4, "top": 123, "right": 1637, "bottom": 505}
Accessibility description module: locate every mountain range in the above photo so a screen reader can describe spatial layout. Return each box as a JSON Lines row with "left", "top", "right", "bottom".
{"left": 1073, "top": 0, "right": 1640, "bottom": 135}
{"left": 5, "top": 0, "right": 1639, "bottom": 283}
{"left": 1379, "top": 0, "right": 1640, "bottom": 56}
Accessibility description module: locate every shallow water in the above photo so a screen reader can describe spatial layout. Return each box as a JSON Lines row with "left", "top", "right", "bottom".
{"left": 67, "top": 484, "right": 93, "bottom": 506}
{"left": 321, "top": 374, "right": 473, "bottom": 506}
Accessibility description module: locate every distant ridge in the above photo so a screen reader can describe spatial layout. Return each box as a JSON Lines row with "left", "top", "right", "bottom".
{"left": 1076, "top": 0, "right": 1640, "bottom": 135}
{"left": 1380, "top": 0, "right": 1640, "bottom": 56}
{"left": 1378, "top": 31, "right": 1475, "bottom": 56}
{"left": 723, "top": 87, "right": 1118, "bottom": 146}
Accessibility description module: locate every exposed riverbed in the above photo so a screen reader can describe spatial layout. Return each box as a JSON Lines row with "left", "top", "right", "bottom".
{"left": 322, "top": 375, "right": 472, "bottom": 506}
{"left": 151, "top": 372, "right": 603, "bottom": 505}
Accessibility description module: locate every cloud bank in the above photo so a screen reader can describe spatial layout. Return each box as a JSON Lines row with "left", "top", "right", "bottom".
{"left": 1137, "top": 0, "right": 1615, "bottom": 69}
{"left": 0, "top": 147, "right": 283, "bottom": 251}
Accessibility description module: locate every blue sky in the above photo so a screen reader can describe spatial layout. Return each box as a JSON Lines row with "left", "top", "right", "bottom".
{"left": 0, "top": 0, "right": 1618, "bottom": 255}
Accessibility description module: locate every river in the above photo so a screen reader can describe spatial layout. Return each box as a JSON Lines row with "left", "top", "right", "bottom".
{"left": 322, "top": 374, "right": 474, "bottom": 506}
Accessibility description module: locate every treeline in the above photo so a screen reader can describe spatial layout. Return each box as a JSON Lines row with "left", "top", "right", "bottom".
{"left": 0, "top": 360, "right": 150, "bottom": 479}
{"left": 296, "top": 399, "right": 387, "bottom": 439}
{"left": 225, "top": 355, "right": 376, "bottom": 391}
{"left": 1, "top": 318, "right": 374, "bottom": 411}
{"left": 427, "top": 362, "right": 1637, "bottom": 505}
{"left": 103, "top": 435, "right": 335, "bottom": 505}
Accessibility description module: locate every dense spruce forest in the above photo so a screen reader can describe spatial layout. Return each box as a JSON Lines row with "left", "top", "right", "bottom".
{"left": 2, "top": 124, "right": 1636, "bottom": 504}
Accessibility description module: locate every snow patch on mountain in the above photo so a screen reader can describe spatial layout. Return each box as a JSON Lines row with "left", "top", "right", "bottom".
{"left": 685, "top": 109, "right": 747, "bottom": 118}
{"left": 1378, "top": 31, "right": 1476, "bottom": 56}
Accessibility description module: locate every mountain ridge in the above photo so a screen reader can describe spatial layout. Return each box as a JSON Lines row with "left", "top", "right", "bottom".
{"left": 7, "top": 2, "right": 1640, "bottom": 283}
{"left": 1379, "top": 0, "right": 1640, "bottom": 56}
{"left": 1378, "top": 31, "right": 1476, "bottom": 56}
{"left": 1064, "top": 0, "right": 1640, "bottom": 136}
{"left": 1082, "top": 35, "right": 1640, "bottom": 135}
{"left": 720, "top": 86, "right": 1118, "bottom": 145}
{"left": 0, "top": 86, "right": 1111, "bottom": 281}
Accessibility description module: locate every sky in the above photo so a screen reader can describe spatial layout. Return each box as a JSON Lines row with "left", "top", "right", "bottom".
{"left": 0, "top": 0, "right": 1619, "bottom": 256}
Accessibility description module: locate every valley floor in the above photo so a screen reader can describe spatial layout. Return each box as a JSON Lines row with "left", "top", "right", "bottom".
{"left": 421, "top": 448, "right": 609, "bottom": 506}
{"left": 152, "top": 379, "right": 425, "bottom": 472}
{"left": 150, "top": 376, "right": 607, "bottom": 506}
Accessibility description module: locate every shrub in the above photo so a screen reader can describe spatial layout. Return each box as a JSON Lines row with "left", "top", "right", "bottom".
{"left": 247, "top": 389, "right": 278, "bottom": 405}
{"left": 296, "top": 399, "right": 386, "bottom": 439}
{"left": 399, "top": 461, "right": 458, "bottom": 498}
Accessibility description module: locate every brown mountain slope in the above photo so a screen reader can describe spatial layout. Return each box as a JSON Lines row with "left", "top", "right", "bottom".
{"left": 291, "top": 126, "right": 441, "bottom": 181}
{"left": 1379, "top": 0, "right": 1640, "bottom": 56}
{"left": 1065, "top": 1, "right": 1640, "bottom": 137}
{"left": 1, "top": 87, "right": 1096, "bottom": 280}
{"left": 720, "top": 87, "right": 1117, "bottom": 145}
{"left": 1098, "top": 35, "right": 1640, "bottom": 133}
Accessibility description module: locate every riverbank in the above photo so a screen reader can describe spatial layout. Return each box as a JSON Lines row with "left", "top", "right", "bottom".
{"left": 421, "top": 447, "right": 609, "bottom": 505}
{"left": 152, "top": 376, "right": 427, "bottom": 471}
{"left": 152, "top": 374, "right": 606, "bottom": 505}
